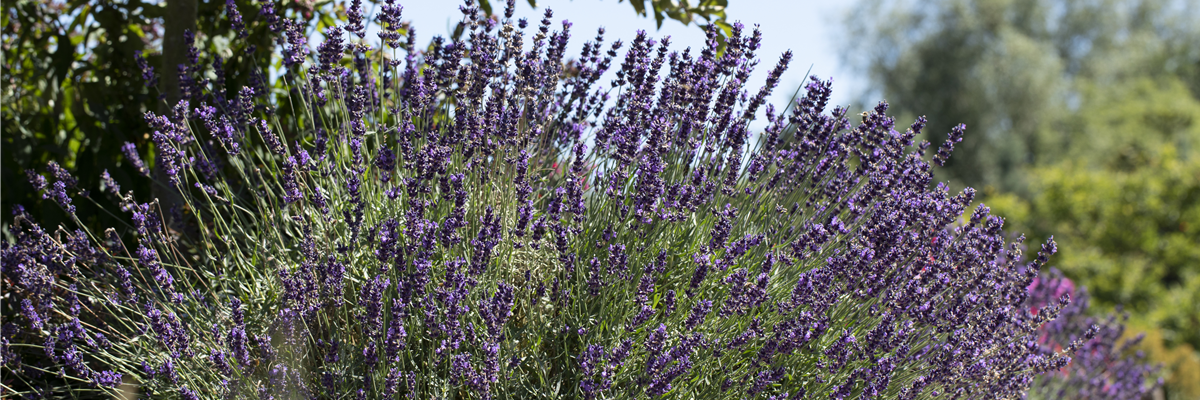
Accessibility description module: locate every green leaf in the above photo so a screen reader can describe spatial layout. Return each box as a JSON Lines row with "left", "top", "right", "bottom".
{"left": 319, "top": 12, "right": 337, "bottom": 31}
{"left": 627, "top": 0, "right": 647, "bottom": 16}
{"left": 479, "top": 0, "right": 493, "bottom": 17}
{"left": 69, "top": 4, "right": 92, "bottom": 30}
{"left": 651, "top": 0, "right": 665, "bottom": 28}
{"left": 713, "top": 19, "right": 734, "bottom": 37}
{"left": 51, "top": 33, "right": 75, "bottom": 85}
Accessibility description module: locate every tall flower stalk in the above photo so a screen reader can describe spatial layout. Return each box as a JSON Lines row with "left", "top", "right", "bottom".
{"left": 3, "top": 0, "right": 1109, "bottom": 398}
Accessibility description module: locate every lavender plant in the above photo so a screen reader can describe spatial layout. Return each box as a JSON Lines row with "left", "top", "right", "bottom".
{"left": 2, "top": 0, "right": 1098, "bottom": 398}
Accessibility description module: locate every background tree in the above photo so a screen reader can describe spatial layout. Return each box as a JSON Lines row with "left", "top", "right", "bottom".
{"left": 841, "top": 0, "right": 1200, "bottom": 192}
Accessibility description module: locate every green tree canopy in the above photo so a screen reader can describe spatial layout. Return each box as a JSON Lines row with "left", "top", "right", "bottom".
{"left": 842, "top": 0, "right": 1200, "bottom": 192}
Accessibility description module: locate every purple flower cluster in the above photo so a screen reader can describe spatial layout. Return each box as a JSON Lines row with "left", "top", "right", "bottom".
{"left": 376, "top": 0, "right": 404, "bottom": 48}
{"left": 121, "top": 141, "right": 150, "bottom": 177}
{"left": 26, "top": 161, "right": 82, "bottom": 213}
{"left": 2, "top": 208, "right": 125, "bottom": 390}
{"left": 135, "top": 50, "right": 158, "bottom": 88}
{"left": 99, "top": 170, "right": 121, "bottom": 195}
{"left": 225, "top": 0, "right": 247, "bottom": 38}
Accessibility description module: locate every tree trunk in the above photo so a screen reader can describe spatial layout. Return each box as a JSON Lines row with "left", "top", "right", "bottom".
{"left": 156, "top": 0, "right": 197, "bottom": 239}
{"left": 161, "top": 0, "right": 196, "bottom": 109}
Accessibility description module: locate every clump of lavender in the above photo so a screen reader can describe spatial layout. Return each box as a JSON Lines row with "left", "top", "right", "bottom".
{"left": 2, "top": 0, "right": 1100, "bottom": 398}
{"left": 1025, "top": 270, "right": 1163, "bottom": 399}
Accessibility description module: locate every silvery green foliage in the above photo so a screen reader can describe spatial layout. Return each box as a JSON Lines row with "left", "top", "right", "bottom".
{"left": 3, "top": 0, "right": 1097, "bottom": 398}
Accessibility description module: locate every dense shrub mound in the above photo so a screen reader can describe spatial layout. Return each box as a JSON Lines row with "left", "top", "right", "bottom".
{"left": 2, "top": 0, "right": 1155, "bottom": 398}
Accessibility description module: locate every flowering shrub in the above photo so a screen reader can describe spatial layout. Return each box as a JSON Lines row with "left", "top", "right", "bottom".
{"left": 1, "top": 0, "right": 1116, "bottom": 398}
{"left": 1025, "top": 270, "right": 1163, "bottom": 399}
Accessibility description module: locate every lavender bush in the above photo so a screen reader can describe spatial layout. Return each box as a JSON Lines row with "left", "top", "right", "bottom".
{"left": 0, "top": 0, "right": 1121, "bottom": 398}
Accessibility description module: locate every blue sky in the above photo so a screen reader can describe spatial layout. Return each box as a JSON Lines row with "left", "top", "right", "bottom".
{"left": 396, "top": 0, "right": 860, "bottom": 114}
